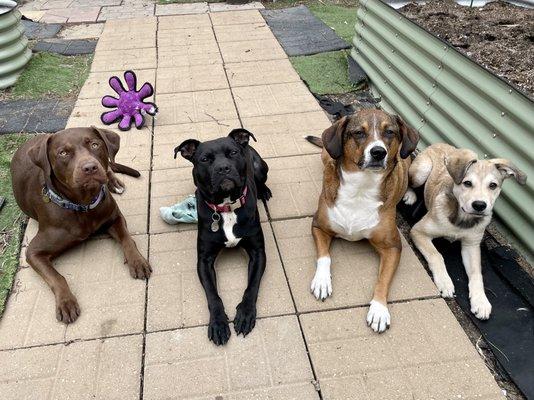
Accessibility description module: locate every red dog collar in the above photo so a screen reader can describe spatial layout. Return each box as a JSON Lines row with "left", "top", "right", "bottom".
{"left": 205, "top": 186, "right": 248, "bottom": 213}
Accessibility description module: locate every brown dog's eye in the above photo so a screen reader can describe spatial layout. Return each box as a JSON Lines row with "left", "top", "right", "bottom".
{"left": 384, "top": 129, "right": 395, "bottom": 138}
{"left": 91, "top": 142, "right": 99, "bottom": 149}
{"left": 489, "top": 182, "right": 498, "bottom": 190}
{"left": 463, "top": 180, "right": 472, "bottom": 187}
{"left": 59, "top": 150, "right": 68, "bottom": 157}
{"left": 354, "top": 130, "right": 366, "bottom": 139}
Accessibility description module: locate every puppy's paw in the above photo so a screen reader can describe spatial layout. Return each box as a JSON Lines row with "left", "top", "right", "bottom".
{"left": 234, "top": 302, "right": 257, "bottom": 337}
{"left": 403, "top": 188, "right": 417, "bottom": 205}
{"left": 311, "top": 258, "right": 332, "bottom": 300}
{"left": 208, "top": 315, "right": 231, "bottom": 346}
{"left": 470, "top": 294, "right": 492, "bottom": 320}
{"left": 366, "top": 300, "right": 390, "bottom": 333}
{"left": 55, "top": 293, "right": 81, "bottom": 324}
{"left": 128, "top": 256, "right": 152, "bottom": 280}
{"left": 257, "top": 183, "right": 272, "bottom": 202}
{"left": 433, "top": 272, "right": 455, "bottom": 298}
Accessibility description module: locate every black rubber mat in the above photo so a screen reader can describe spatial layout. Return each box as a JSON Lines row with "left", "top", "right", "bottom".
{"left": 398, "top": 186, "right": 534, "bottom": 398}
{"left": 260, "top": 5, "right": 350, "bottom": 56}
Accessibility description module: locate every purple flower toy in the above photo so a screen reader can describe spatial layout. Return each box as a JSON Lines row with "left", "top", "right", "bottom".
{"left": 101, "top": 70, "right": 158, "bottom": 131}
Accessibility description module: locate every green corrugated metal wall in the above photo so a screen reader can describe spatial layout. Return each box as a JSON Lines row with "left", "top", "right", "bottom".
{"left": 351, "top": 0, "right": 534, "bottom": 253}
{"left": 0, "top": 8, "right": 31, "bottom": 89}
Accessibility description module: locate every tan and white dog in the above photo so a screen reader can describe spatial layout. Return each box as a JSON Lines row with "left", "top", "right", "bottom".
{"left": 404, "top": 143, "right": 527, "bottom": 319}
{"left": 306, "top": 109, "right": 419, "bottom": 333}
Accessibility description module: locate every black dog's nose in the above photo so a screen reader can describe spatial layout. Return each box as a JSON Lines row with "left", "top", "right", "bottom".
{"left": 370, "top": 146, "right": 387, "bottom": 161}
{"left": 82, "top": 162, "right": 98, "bottom": 175}
{"left": 472, "top": 201, "right": 487, "bottom": 212}
{"left": 216, "top": 164, "right": 231, "bottom": 175}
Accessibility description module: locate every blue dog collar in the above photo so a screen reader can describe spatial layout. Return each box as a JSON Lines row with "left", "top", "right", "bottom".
{"left": 42, "top": 185, "right": 106, "bottom": 212}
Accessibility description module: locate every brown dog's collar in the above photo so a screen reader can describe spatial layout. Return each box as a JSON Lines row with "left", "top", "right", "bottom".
{"left": 42, "top": 185, "right": 106, "bottom": 212}
{"left": 205, "top": 186, "right": 248, "bottom": 213}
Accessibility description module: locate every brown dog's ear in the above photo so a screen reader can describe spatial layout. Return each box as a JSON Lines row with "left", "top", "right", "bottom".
{"left": 321, "top": 116, "right": 349, "bottom": 160}
{"left": 28, "top": 134, "right": 53, "bottom": 186}
{"left": 395, "top": 115, "right": 419, "bottom": 159}
{"left": 228, "top": 128, "right": 257, "bottom": 147}
{"left": 91, "top": 126, "right": 120, "bottom": 163}
{"left": 445, "top": 154, "right": 478, "bottom": 185}
{"left": 489, "top": 159, "right": 527, "bottom": 185}
{"left": 175, "top": 139, "right": 200, "bottom": 161}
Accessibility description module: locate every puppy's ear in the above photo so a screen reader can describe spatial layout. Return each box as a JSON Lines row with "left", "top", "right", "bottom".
{"left": 228, "top": 128, "right": 257, "bottom": 147}
{"left": 445, "top": 154, "right": 477, "bottom": 185}
{"left": 28, "top": 134, "right": 53, "bottom": 186}
{"left": 395, "top": 115, "right": 419, "bottom": 159}
{"left": 91, "top": 126, "right": 120, "bottom": 163}
{"left": 489, "top": 159, "right": 527, "bottom": 185}
{"left": 321, "top": 116, "right": 349, "bottom": 160}
{"left": 175, "top": 139, "right": 200, "bottom": 161}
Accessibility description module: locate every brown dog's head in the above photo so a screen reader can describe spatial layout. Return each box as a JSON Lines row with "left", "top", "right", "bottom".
{"left": 321, "top": 109, "right": 419, "bottom": 171}
{"left": 28, "top": 126, "right": 120, "bottom": 196}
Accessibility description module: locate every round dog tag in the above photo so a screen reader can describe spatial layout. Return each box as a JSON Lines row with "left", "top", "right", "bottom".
{"left": 211, "top": 213, "right": 220, "bottom": 232}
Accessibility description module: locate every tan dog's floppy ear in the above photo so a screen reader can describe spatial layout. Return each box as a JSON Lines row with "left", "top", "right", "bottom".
{"left": 91, "top": 126, "right": 120, "bottom": 163}
{"left": 28, "top": 134, "right": 53, "bottom": 186}
{"left": 322, "top": 116, "right": 349, "bottom": 160}
{"left": 228, "top": 128, "right": 257, "bottom": 147}
{"left": 175, "top": 139, "right": 200, "bottom": 161}
{"left": 395, "top": 115, "right": 419, "bottom": 159}
{"left": 445, "top": 153, "right": 478, "bottom": 185}
{"left": 489, "top": 159, "right": 527, "bottom": 185}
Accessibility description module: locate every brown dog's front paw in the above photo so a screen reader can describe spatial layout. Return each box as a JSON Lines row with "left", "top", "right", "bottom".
{"left": 128, "top": 256, "right": 152, "bottom": 280}
{"left": 107, "top": 171, "right": 125, "bottom": 194}
{"left": 55, "top": 294, "right": 80, "bottom": 324}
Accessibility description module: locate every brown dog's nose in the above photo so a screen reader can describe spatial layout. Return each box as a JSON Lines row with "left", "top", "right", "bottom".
{"left": 370, "top": 146, "right": 387, "bottom": 161}
{"left": 81, "top": 162, "right": 98, "bottom": 175}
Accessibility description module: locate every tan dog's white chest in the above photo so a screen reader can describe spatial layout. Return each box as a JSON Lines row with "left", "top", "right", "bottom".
{"left": 327, "top": 170, "right": 383, "bottom": 241}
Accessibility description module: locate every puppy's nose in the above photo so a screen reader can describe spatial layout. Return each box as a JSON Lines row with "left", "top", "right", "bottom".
{"left": 216, "top": 164, "right": 231, "bottom": 175}
{"left": 472, "top": 201, "right": 487, "bottom": 212}
{"left": 81, "top": 162, "right": 98, "bottom": 175}
{"left": 370, "top": 146, "right": 387, "bottom": 161}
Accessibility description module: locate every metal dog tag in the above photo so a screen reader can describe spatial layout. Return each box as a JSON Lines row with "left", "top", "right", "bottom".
{"left": 211, "top": 213, "right": 220, "bottom": 232}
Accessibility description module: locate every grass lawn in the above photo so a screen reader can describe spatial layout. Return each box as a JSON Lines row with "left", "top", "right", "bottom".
{"left": 308, "top": 3, "right": 357, "bottom": 43}
{"left": 0, "top": 53, "right": 92, "bottom": 101}
{"left": 0, "top": 134, "right": 32, "bottom": 315}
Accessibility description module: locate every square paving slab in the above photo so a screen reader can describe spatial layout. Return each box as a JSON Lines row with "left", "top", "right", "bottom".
{"left": 233, "top": 82, "right": 322, "bottom": 118}
{"left": 0, "top": 335, "right": 142, "bottom": 400}
{"left": 300, "top": 300, "right": 502, "bottom": 399}
{"left": 158, "top": 13, "right": 211, "bottom": 30}
{"left": 143, "top": 315, "right": 317, "bottom": 399}
{"left": 78, "top": 69, "right": 156, "bottom": 100}
{"left": 157, "top": 26, "right": 216, "bottom": 48}
{"left": 272, "top": 217, "right": 438, "bottom": 312}
{"left": 225, "top": 58, "right": 301, "bottom": 87}
{"left": 0, "top": 236, "right": 147, "bottom": 349}
{"left": 91, "top": 47, "right": 157, "bottom": 72}
{"left": 210, "top": 9, "right": 266, "bottom": 26}
{"left": 147, "top": 224, "right": 294, "bottom": 331}
{"left": 214, "top": 22, "right": 274, "bottom": 43}
{"left": 157, "top": 64, "right": 228, "bottom": 94}
{"left": 157, "top": 41, "right": 223, "bottom": 68}
{"left": 219, "top": 38, "right": 287, "bottom": 63}
{"left": 155, "top": 2, "right": 208, "bottom": 16}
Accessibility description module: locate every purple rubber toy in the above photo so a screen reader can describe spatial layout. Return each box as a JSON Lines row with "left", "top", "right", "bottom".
{"left": 101, "top": 70, "right": 158, "bottom": 131}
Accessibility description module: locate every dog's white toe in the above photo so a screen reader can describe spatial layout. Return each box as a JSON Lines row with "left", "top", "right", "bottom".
{"left": 470, "top": 294, "right": 492, "bottom": 320}
{"left": 366, "top": 300, "right": 390, "bottom": 333}
{"left": 403, "top": 188, "right": 417, "bottom": 205}
{"left": 311, "top": 257, "right": 332, "bottom": 300}
{"left": 433, "top": 273, "right": 455, "bottom": 298}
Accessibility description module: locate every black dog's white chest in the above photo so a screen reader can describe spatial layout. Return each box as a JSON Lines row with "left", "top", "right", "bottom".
{"left": 221, "top": 210, "right": 241, "bottom": 247}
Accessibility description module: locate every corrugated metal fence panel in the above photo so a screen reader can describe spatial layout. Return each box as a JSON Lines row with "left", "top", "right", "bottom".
{"left": 351, "top": 0, "right": 534, "bottom": 253}
{"left": 0, "top": 8, "right": 31, "bottom": 89}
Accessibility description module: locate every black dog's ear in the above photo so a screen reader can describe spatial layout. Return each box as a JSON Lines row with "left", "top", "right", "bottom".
{"left": 321, "top": 116, "right": 349, "bottom": 160}
{"left": 395, "top": 115, "right": 419, "bottom": 159}
{"left": 175, "top": 139, "right": 200, "bottom": 161}
{"left": 228, "top": 128, "right": 257, "bottom": 147}
{"left": 28, "top": 134, "right": 53, "bottom": 187}
{"left": 91, "top": 126, "right": 120, "bottom": 163}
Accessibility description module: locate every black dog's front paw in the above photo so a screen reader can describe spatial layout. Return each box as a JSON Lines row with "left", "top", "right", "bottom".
{"left": 234, "top": 302, "right": 257, "bottom": 337}
{"left": 257, "top": 183, "right": 272, "bottom": 202}
{"left": 208, "top": 315, "right": 231, "bottom": 346}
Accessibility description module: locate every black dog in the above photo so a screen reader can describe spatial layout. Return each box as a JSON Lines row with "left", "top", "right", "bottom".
{"left": 175, "top": 129, "right": 272, "bottom": 345}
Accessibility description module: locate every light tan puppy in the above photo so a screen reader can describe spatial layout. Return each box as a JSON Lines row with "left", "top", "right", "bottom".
{"left": 404, "top": 143, "right": 527, "bottom": 319}
{"left": 306, "top": 109, "right": 419, "bottom": 333}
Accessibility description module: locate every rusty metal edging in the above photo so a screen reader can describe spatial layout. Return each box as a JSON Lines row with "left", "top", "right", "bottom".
{"left": 0, "top": 7, "right": 31, "bottom": 89}
{"left": 351, "top": 0, "right": 534, "bottom": 254}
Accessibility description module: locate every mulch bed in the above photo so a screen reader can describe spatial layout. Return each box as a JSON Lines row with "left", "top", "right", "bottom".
{"left": 400, "top": 0, "right": 534, "bottom": 99}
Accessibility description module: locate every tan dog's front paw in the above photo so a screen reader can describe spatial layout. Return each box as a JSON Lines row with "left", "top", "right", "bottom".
{"left": 433, "top": 272, "right": 455, "bottom": 298}
{"left": 56, "top": 293, "right": 80, "bottom": 324}
{"left": 403, "top": 188, "right": 417, "bottom": 205}
{"left": 367, "top": 300, "right": 390, "bottom": 333}
{"left": 129, "top": 256, "right": 152, "bottom": 279}
{"left": 470, "top": 294, "right": 492, "bottom": 320}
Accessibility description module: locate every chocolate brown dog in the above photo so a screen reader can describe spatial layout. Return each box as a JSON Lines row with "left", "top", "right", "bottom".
{"left": 11, "top": 127, "right": 151, "bottom": 324}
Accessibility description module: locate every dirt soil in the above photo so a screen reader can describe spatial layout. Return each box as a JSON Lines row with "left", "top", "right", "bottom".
{"left": 400, "top": 1, "right": 534, "bottom": 99}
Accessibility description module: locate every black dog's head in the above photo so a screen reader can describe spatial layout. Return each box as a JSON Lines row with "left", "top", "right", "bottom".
{"left": 175, "top": 129, "right": 256, "bottom": 203}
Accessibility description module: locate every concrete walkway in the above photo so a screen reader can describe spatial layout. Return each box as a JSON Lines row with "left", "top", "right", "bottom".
{"left": 0, "top": 10, "right": 504, "bottom": 400}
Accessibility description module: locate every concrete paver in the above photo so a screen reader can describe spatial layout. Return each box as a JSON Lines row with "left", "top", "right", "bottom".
{"left": 158, "top": 13, "right": 211, "bottom": 30}
{"left": 91, "top": 47, "right": 157, "bottom": 72}
{"left": 0, "top": 335, "right": 142, "bottom": 400}
{"left": 155, "top": 2, "right": 209, "bottom": 16}
{"left": 157, "top": 41, "right": 223, "bottom": 68}
{"left": 143, "top": 316, "right": 317, "bottom": 400}
{"left": 219, "top": 38, "right": 287, "bottom": 63}
{"left": 300, "top": 301, "right": 502, "bottom": 399}
{"left": 157, "top": 26, "right": 216, "bottom": 48}
{"left": 210, "top": 9, "right": 266, "bottom": 26}
{"left": 78, "top": 69, "right": 156, "bottom": 100}
{"left": 214, "top": 22, "right": 274, "bottom": 42}
{"left": 157, "top": 64, "right": 228, "bottom": 94}
{"left": 147, "top": 224, "right": 294, "bottom": 331}
{"left": 225, "top": 58, "right": 301, "bottom": 87}
{"left": 58, "top": 22, "right": 105, "bottom": 39}
{"left": 41, "top": 6, "right": 101, "bottom": 24}
{"left": 209, "top": 2, "right": 264, "bottom": 13}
